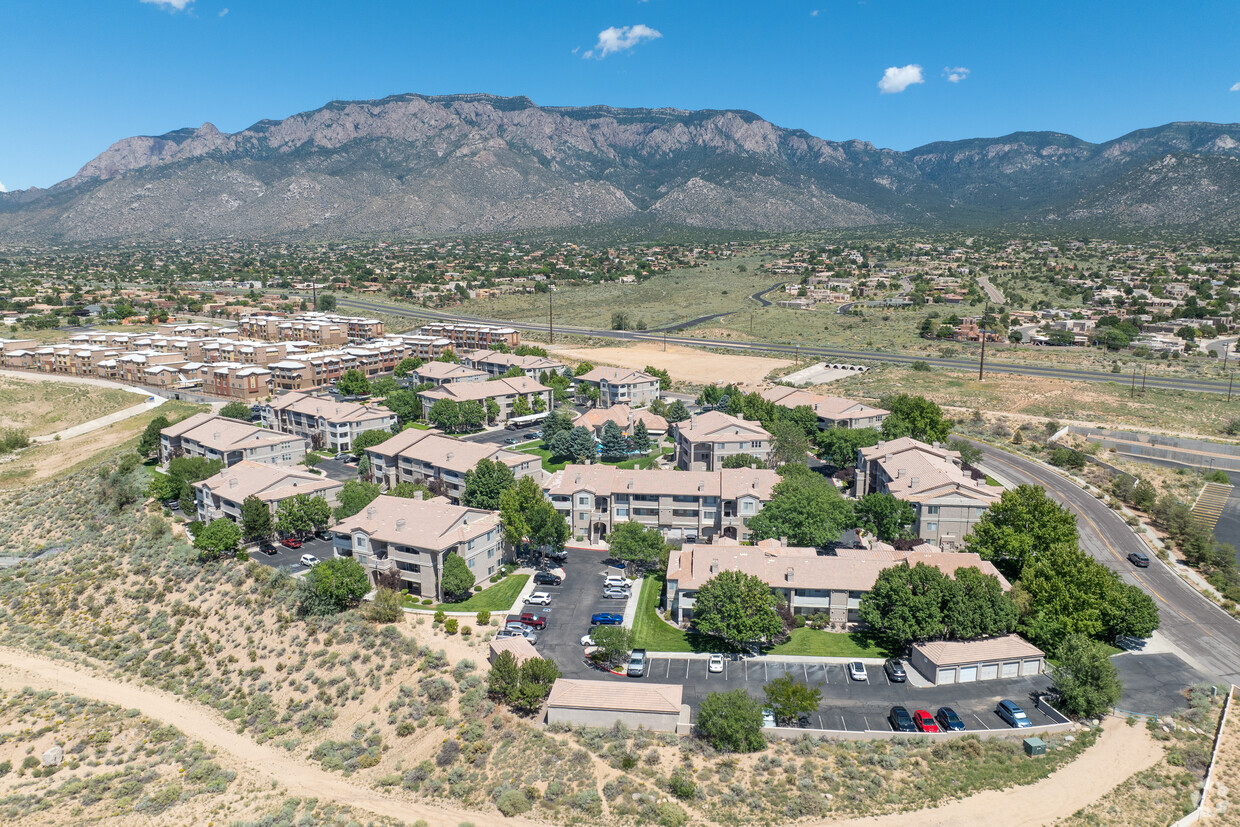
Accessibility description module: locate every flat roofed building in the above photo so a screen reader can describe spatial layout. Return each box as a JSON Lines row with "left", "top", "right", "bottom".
{"left": 759, "top": 386, "right": 889, "bottom": 430}
{"left": 159, "top": 413, "right": 308, "bottom": 467}
{"left": 330, "top": 494, "right": 506, "bottom": 598}
{"left": 259, "top": 391, "right": 396, "bottom": 453}
{"left": 546, "top": 679, "right": 683, "bottom": 732}
{"left": 574, "top": 366, "right": 660, "bottom": 409}
{"left": 193, "top": 459, "right": 343, "bottom": 524}
{"left": 675, "top": 411, "right": 771, "bottom": 471}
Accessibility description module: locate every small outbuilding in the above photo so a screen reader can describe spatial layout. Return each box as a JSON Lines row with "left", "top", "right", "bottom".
{"left": 910, "top": 635, "right": 1045, "bottom": 686}
{"left": 488, "top": 636, "right": 539, "bottom": 666}
{"left": 546, "top": 679, "right": 683, "bottom": 732}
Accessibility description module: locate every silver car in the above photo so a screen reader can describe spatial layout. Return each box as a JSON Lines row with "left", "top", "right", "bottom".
{"left": 602, "top": 587, "right": 631, "bottom": 600}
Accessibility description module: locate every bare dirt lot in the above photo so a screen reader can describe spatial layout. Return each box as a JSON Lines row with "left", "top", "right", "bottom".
{"left": 546, "top": 341, "right": 791, "bottom": 389}
{"left": 0, "top": 374, "right": 138, "bottom": 436}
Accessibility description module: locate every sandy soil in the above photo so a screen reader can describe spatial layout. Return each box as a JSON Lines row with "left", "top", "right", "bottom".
{"left": 546, "top": 341, "right": 791, "bottom": 388}
{"left": 0, "top": 372, "right": 140, "bottom": 436}
{"left": 1203, "top": 686, "right": 1238, "bottom": 818}
{"left": 835, "top": 718, "right": 1162, "bottom": 827}
{"left": 0, "top": 647, "right": 539, "bottom": 827}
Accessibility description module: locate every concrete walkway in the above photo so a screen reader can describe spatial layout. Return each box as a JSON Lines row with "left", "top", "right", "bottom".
{"left": 31, "top": 394, "right": 167, "bottom": 443}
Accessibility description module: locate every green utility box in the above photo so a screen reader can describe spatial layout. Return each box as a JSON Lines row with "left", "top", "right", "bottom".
{"left": 1023, "top": 737, "right": 1046, "bottom": 756}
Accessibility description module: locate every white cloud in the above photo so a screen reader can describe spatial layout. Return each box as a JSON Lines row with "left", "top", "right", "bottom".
{"left": 810, "top": 9, "right": 819, "bottom": 16}
{"left": 1231, "top": 82, "right": 1240, "bottom": 92}
{"left": 0, "top": 182, "right": 6, "bottom": 193}
{"left": 877, "top": 64, "right": 924, "bottom": 94}
{"left": 219, "top": 7, "right": 228, "bottom": 16}
{"left": 140, "top": 0, "right": 194, "bottom": 10}
{"left": 584, "top": 24, "right": 662, "bottom": 59}
{"left": 944, "top": 66, "right": 970, "bottom": 83}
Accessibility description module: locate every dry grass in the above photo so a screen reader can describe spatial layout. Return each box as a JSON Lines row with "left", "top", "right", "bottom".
{"left": 0, "top": 375, "right": 137, "bottom": 437}
{"left": 545, "top": 341, "right": 790, "bottom": 389}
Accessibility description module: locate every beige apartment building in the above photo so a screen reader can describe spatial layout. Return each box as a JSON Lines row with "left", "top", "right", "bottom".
{"left": 854, "top": 437, "right": 1001, "bottom": 549}
{"left": 546, "top": 464, "right": 779, "bottom": 543}
{"left": 463, "top": 349, "right": 566, "bottom": 379}
{"left": 675, "top": 411, "right": 772, "bottom": 471}
{"left": 193, "top": 460, "right": 342, "bottom": 525}
{"left": 413, "top": 362, "right": 488, "bottom": 386}
{"left": 417, "top": 322, "right": 519, "bottom": 351}
{"left": 259, "top": 391, "right": 396, "bottom": 452}
{"left": 330, "top": 494, "right": 506, "bottom": 598}
{"left": 417, "top": 376, "right": 552, "bottom": 424}
{"left": 159, "top": 413, "right": 308, "bottom": 467}
{"left": 759, "top": 386, "right": 890, "bottom": 430}
{"left": 364, "top": 428, "right": 542, "bottom": 501}
{"left": 574, "top": 366, "right": 660, "bottom": 408}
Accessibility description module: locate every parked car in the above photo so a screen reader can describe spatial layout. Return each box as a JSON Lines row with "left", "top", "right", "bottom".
{"left": 314, "top": 529, "right": 332, "bottom": 541}
{"left": 334, "top": 452, "right": 353, "bottom": 462}
{"left": 545, "top": 548, "right": 568, "bottom": 562}
{"left": 495, "top": 629, "right": 525, "bottom": 640}
{"left": 707, "top": 654, "right": 725, "bottom": 673}
{"left": 299, "top": 554, "right": 319, "bottom": 567}
{"left": 503, "top": 624, "right": 538, "bottom": 643}
{"left": 259, "top": 542, "right": 277, "bottom": 555}
{"left": 533, "top": 571, "right": 563, "bottom": 586}
{"left": 912, "top": 709, "right": 940, "bottom": 732}
{"left": 1128, "top": 551, "right": 1151, "bottom": 568}
{"left": 504, "top": 437, "right": 522, "bottom": 445}
{"left": 580, "top": 633, "right": 597, "bottom": 646}
{"left": 884, "top": 659, "right": 907, "bottom": 682}
{"left": 888, "top": 706, "right": 916, "bottom": 732}
{"left": 524, "top": 592, "right": 553, "bottom": 606}
{"left": 761, "top": 707, "right": 777, "bottom": 728}
{"left": 602, "top": 587, "right": 631, "bottom": 600}
{"left": 281, "top": 537, "right": 303, "bottom": 549}
{"left": 935, "top": 706, "right": 966, "bottom": 731}
{"left": 591, "top": 612, "right": 623, "bottom": 625}
{"left": 517, "top": 612, "right": 548, "bottom": 630}
{"left": 603, "top": 575, "right": 630, "bottom": 589}
{"left": 505, "top": 423, "right": 521, "bottom": 431}
{"left": 627, "top": 649, "right": 647, "bottom": 677}
{"left": 848, "top": 661, "right": 868, "bottom": 682}
{"left": 997, "top": 699, "right": 1033, "bottom": 728}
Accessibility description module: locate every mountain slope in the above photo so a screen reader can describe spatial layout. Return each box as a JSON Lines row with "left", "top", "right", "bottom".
{"left": 2, "top": 92, "right": 1238, "bottom": 241}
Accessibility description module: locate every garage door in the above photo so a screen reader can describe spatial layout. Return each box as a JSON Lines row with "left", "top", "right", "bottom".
{"left": 958, "top": 665, "right": 978, "bottom": 683}
{"left": 1001, "top": 661, "right": 1020, "bottom": 678}
{"left": 980, "top": 663, "right": 999, "bottom": 681}
{"left": 937, "top": 667, "right": 956, "bottom": 685}
{"left": 1022, "top": 659, "right": 1042, "bottom": 676}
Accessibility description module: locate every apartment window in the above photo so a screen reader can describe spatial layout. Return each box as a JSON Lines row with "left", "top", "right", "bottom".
{"left": 925, "top": 522, "right": 938, "bottom": 533}
{"left": 468, "top": 558, "right": 475, "bottom": 569}
{"left": 750, "top": 441, "right": 763, "bottom": 449}
{"left": 615, "top": 507, "right": 629, "bottom": 518}
{"left": 578, "top": 512, "right": 588, "bottom": 522}
{"left": 487, "top": 548, "right": 495, "bottom": 559}
{"left": 741, "top": 500, "right": 755, "bottom": 514}
{"left": 702, "top": 510, "right": 715, "bottom": 520}
{"left": 488, "top": 565, "right": 495, "bottom": 576}
{"left": 925, "top": 505, "right": 940, "bottom": 515}
{"left": 467, "top": 538, "right": 475, "bottom": 550}
{"left": 577, "top": 494, "right": 591, "bottom": 506}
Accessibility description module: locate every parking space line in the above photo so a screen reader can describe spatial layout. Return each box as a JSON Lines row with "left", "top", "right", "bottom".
{"left": 764, "top": 661, "right": 768, "bottom": 681}
{"left": 664, "top": 659, "right": 671, "bottom": 679}
{"left": 684, "top": 660, "right": 689, "bottom": 680}
{"left": 862, "top": 715, "right": 871, "bottom": 730}
{"left": 802, "top": 663, "right": 809, "bottom": 683}
{"left": 971, "top": 713, "right": 992, "bottom": 730}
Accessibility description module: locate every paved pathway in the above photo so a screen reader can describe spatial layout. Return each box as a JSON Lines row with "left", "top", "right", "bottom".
{"left": 31, "top": 395, "right": 167, "bottom": 443}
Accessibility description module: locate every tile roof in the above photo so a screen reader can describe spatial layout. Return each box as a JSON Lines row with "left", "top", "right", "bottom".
{"left": 267, "top": 391, "right": 394, "bottom": 424}
{"left": 676, "top": 411, "right": 771, "bottom": 442}
{"left": 912, "top": 634, "right": 1043, "bottom": 665}
{"left": 161, "top": 413, "right": 302, "bottom": 451}
{"left": 576, "top": 366, "right": 658, "bottom": 385}
{"left": 760, "top": 386, "right": 889, "bottom": 421}
{"left": 573, "top": 404, "right": 669, "bottom": 433}
{"left": 488, "top": 637, "right": 540, "bottom": 665}
{"left": 419, "top": 375, "right": 550, "bottom": 403}
{"left": 547, "top": 464, "right": 778, "bottom": 500}
{"left": 861, "top": 437, "right": 1000, "bottom": 506}
{"left": 331, "top": 495, "right": 499, "bottom": 550}
{"left": 415, "top": 362, "right": 488, "bottom": 381}
{"left": 547, "top": 679, "right": 682, "bottom": 714}
{"left": 382, "top": 432, "right": 534, "bottom": 474}
{"left": 196, "top": 460, "right": 341, "bottom": 503}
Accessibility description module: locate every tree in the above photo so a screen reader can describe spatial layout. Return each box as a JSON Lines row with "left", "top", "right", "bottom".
{"left": 816, "top": 427, "right": 881, "bottom": 468}
{"left": 298, "top": 557, "right": 370, "bottom": 616}
{"left": 363, "top": 587, "right": 404, "bottom": 622}
{"left": 721, "top": 453, "right": 763, "bottom": 469}
{"left": 858, "top": 563, "right": 948, "bottom": 647}
{"left": 336, "top": 369, "right": 371, "bottom": 397}
{"left": 219, "top": 401, "right": 251, "bottom": 420}
{"left": 382, "top": 389, "right": 423, "bottom": 426}
{"left": 541, "top": 410, "right": 574, "bottom": 443}
{"left": 394, "top": 357, "right": 423, "bottom": 378}
{"left": 747, "top": 468, "right": 854, "bottom": 548}
{"left": 1103, "top": 581, "right": 1160, "bottom": 640}
{"left": 665, "top": 400, "right": 690, "bottom": 423}
{"left": 695, "top": 690, "right": 765, "bottom": 753}
{"left": 880, "top": 394, "right": 950, "bottom": 443}
{"left": 781, "top": 405, "right": 820, "bottom": 438}
{"left": 240, "top": 495, "right": 273, "bottom": 543}
{"left": 768, "top": 420, "right": 811, "bottom": 468}
{"left": 599, "top": 421, "right": 628, "bottom": 460}
{"left": 941, "top": 567, "right": 1018, "bottom": 640}
{"left": 168, "top": 456, "right": 224, "bottom": 485}
{"left": 276, "top": 493, "right": 330, "bottom": 537}
{"left": 316, "top": 293, "right": 337, "bottom": 312}
{"left": 194, "top": 519, "right": 242, "bottom": 561}
{"left": 440, "top": 552, "right": 475, "bottom": 601}
{"left": 487, "top": 650, "right": 521, "bottom": 703}
{"left": 371, "top": 376, "right": 398, "bottom": 397}
{"left": 138, "top": 415, "right": 171, "bottom": 456}
{"left": 462, "top": 458, "right": 516, "bottom": 510}
{"left": 606, "top": 521, "right": 668, "bottom": 573}
{"left": 692, "top": 570, "right": 784, "bottom": 649}
{"left": 427, "top": 398, "right": 462, "bottom": 432}
{"left": 1132, "top": 479, "right": 1157, "bottom": 511}
{"left": 946, "top": 438, "right": 983, "bottom": 466}
{"left": 630, "top": 419, "right": 651, "bottom": 454}
{"left": 458, "top": 400, "right": 485, "bottom": 431}
{"left": 512, "top": 394, "right": 532, "bottom": 418}
{"left": 334, "top": 480, "right": 382, "bottom": 520}
{"left": 589, "top": 624, "right": 634, "bottom": 668}
{"left": 573, "top": 361, "right": 595, "bottom": 376}
{"left": 390, "top": 480, "right": 430, "bottom": 499}
{"left": 147, "top": 471, "right": 182, "bottom": 502}
{"left": 566, "top": 426, "right": 596, "bottom": 463}
{"left": 1052, "top": 635, "right": 1123, "bottom": 717}
{"left": 763, "top": 676, "right": 821, "bottom": 725}
{"left": 1050, "top": 446, "right": 1087, "bottom": 470}
{"left": 512, "top": 657, "right": 562, "bottom": 712}
{"left": 351, "top": 428, "right": 392, "bottom": 457}
{"left": 853, "top": 493, "right": 916, "bottom": 541}
{"left": 437, "top": 347, "right": 459, "bottom": 363}
{"left": 485, "top": 398, "right": 501, "bottom": 424}
{"left": 967, "top": 484, "right": 1078, "bottom": 574}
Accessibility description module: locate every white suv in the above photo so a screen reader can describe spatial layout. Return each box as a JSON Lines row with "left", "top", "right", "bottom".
{"left": 524, "top": 591, "right": 553, "bottom": 606}
{"left": 603, "top": 575, "right": 630, "bottom": 589}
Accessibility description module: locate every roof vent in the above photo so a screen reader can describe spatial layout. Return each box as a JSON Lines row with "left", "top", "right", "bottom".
{"left": 228, "top": 478, "right": 238, "bottom": 488}
{"left": 752, "top": 477, "right": 758, "bottom": 489}
{"left": 213, "top": 432, "right": 221, "bottom": 441}
{"left": 446, "top": 452, "right": 453, "bottom": 462}
{"left": 366, "top": 506, "right": 376, "bottom": 519}
{"left": 897, "top": 468, "right": 905, "bottom": 478}
{"left": 627, "top": 479, "right": 634, "bottom": 489}
{"left": 395, "top": 518, "right": 406, "bottom": 531}
{"left": 785, "top": 567, "right": 794, "bottom": 582}
{"left": 885, "top": 454, "right": 892, "bottom": 462}
{"left": 710, "top": 559, "right": 719, "bottom": 574}
{"left": 911, "top": 476, "right": 920, "bottom": 487}
{"left": 414, "top": 491, "right": 424, "bottom": 501}
{"left": 697, "top": 481, "right": 704, "bottom": 492}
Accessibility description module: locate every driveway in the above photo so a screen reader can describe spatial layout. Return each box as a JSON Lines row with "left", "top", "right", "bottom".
{"left": 533, "top": 547, "right": 637, "bottom": 680}
{"left": 249, "top": 535, "right": 334, "bottom": 574}
{"left": 315, "top": 457, "right": 358, "bottom": 482}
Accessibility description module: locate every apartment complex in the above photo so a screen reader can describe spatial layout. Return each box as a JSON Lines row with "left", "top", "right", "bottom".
{"left": 546, "top": 464, "right": 779, "bottom": 543}
{"left": 572, "top": 404, "right": 669, "bottom": 439}
{"left": 266, "top": 340, "right": 412, "bottom": 392}
{"left": 418, "top": 376, "right": 552, "bottom": 423}
{"left": 574, "top": 366, "right": 660, "bottom": 408}
{"left": 238, "top": 312, "right": 384, "bottom": 344}
{"left": 159, "top": 413, "right": 308, "bottom": 467}
{"left": 759, "top": 386, "right": 890, "bottom": 430}
{"left": 854, "top": 437, "right": 1001, "bottom": 549}
{"left": 417, "top": 322, "right": 519, "bottom": 352}
{"left": 413, "top": 362, "right": 488, "bottom": 386}
{"left": 675, "top": 411, "right": 772, "bottom": 471}
{"left": 330, "top": 494, "right": 506, "bottom": 598}
{"left": 259, "top": 391, "right": 396, "bottom": 452}
{"left": 193, "top": 460, "right": 342, "bottom": 524}
{"left": 666, "top": 538, "right": 1009, "bottom": 625}
{"left": 364, "top": 428, "right": 542, "bottom": 500}
{"left": 463, "top": 349, "right": 566, "bottom": 379}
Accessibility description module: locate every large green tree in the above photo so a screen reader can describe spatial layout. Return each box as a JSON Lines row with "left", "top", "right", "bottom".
{"left": 880, "top": 394, "right": 951, "bottom": 443}
{"left": 968, "top": 484, "right": 1078, "bottom": 574}
{"left": 630, "top": 419, "right": 651, "bottom": 454}
{"left": 695, "top": 690, "right": 766, "bottom": 753}
{"left": 858, "top": 563, "right": 948, "bottom": 647}
{"left": 276, "top": 493, "right": 332, "bottom": 537}
{"left": 194, "top": 519, "right": 242, "bottom": 561}
{"left": 589, "top": 624, "right": 634, "bottom": 668}
{"left": 219, "top": 400, "right": 251, "bottom": 420}
{"left": 138, "top": 414, "right": 171, "bottom": 456}
{"left": 747, "top": 466, "right": 854, "bottom": 548}
{"left": 351, "top": 428, "right": 392, "bottom": 457}
{"left": 240, "top": 495, "right": 274, "bottom": 543}
{"left": 853, "top": 493, "right": 916, "bottom": 541}
{"left": 382, "top": 388, "right": 426, "bottom": 426}
{"left": 605, "top": 521, "right": 668, "bottom": 573}
{"left": 298, "top": 557, "right": 370, "bottom": 616}
{"left": 440, "top": 552, "right": 475, "bottom": 600}
{"left": 599, "top": 420, "right": 628, "bottom": 460}
{"left": 816, "top": 427, "right": 881, "bottom": 468}
{"left": 763, "top": 676, "right": 821, "bottom": 725}
{"left": 693, "top": 570, "right": 784, "bottom": 649}
{"left": 334, "top": 480, "right": 383, "bottom": 520}
{"left": 941, "top": 566, "right": 1019, "bottom": 640}
{"left": 768, "top": 420, "right": 812, "bottom": 468}
{"left": 1052, "top": 634, "right": 1123, "bottom": 717}
{"left": 427, "top": 399, "right": 462, "bottom": 432}
{"left": 462, "top": 458, "right": 517, "bottom": 509}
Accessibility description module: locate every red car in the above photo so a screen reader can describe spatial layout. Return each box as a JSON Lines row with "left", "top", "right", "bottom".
{"left": 517, "top": 611, "right": 548, "bottom": 630}
{"left": 913, "top": 709, "right": 940, "bottom": 732}
{"left": 280, "top": 537, "right": 303, "bottom": 549}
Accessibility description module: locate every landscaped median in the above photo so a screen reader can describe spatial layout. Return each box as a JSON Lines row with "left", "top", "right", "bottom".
{"left": 399, "top": 573, "right": 530, "bottom": 614}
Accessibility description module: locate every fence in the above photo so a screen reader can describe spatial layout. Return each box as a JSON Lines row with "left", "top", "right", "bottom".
{"left": 1170, "top": 685, "right": 1235, "bottom": 827}
{"left": 762, "top": 720, "right": 1074, "bottom": 742}
{"left": 1067, "top": 426, "right": 1240, "bottom": 475}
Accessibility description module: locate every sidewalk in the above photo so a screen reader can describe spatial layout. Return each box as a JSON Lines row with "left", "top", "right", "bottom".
{"left": 31, "top": 394, "right": 167, "bottom": 444}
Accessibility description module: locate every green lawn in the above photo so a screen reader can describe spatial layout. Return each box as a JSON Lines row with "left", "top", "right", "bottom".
{"left": 519, "top": 439, "right": 670, "bottom": 473}
{"left": 631, "top": 575, "right": 744, "bottom": 653}
{"left": 403, "top": 422, "right": 431, "bottom": 431}
{"left": 402, "top": 574, "right": 529, "bottom": 613}
{"left": 767, "top": 627, "right": 895, "bottom": 658}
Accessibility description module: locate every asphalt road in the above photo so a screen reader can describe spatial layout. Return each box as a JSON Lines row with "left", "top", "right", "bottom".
{"left": 970, "top": 440, "right": 1240, "bottom": 684}
{"left": 339, "top": 297, "right": 1238, "bottom": 396}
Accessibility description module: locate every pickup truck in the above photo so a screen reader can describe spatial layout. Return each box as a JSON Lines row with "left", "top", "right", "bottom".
{"left": 627, "top": 648, "right": 647, "bottom": 678}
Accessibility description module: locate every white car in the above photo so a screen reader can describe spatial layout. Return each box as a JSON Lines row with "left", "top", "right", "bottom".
{"left": 708, "top": 654, "right": 725, "bottom": 673}
{"left": 602, "top": 587, "right": 630, "bottom": 600}
{"left": 299, "top": 554, "right": 319, "bottom": 568}
{"left": 603, "top": 575, "right": 630, "bottom": 589}
{"left": 524, "top": 591, "right": 553, "bottom": 606}
{"left": 580, "top": 633, "right": 596, "bottom": 646}
{"left": 848, "top": 661, "right": 868, "bottom": 682}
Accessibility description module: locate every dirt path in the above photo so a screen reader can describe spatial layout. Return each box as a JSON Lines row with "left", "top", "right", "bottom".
{"left": 834, "top": 718, "right": 1162, "bottom": 827}
{"left": 31, "top": 396, "right": 166, "bottom": 444}
{"left": 0, "top": 648, "right": 538, "bottom": 827}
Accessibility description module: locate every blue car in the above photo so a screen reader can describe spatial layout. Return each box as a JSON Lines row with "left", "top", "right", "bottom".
{"left": 935, "top": 706, "right": 966, "bottom": 731}
{"left": 996, "top": 699, "right": 1032, "bottom": 728}
{"left": 591, "top": 612, "right": 624, "bottom": 625}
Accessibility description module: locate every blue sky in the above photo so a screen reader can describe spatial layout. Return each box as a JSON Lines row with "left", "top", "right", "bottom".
{"left": 3, "top": 0, "right": 1239, "bottom": 190}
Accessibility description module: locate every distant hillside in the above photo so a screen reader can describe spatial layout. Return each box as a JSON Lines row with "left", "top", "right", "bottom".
{"left": 2, "top": 92, "right": 1238, "bottom": 241}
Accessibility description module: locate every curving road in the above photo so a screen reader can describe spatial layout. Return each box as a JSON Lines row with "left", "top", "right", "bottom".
{"left": 968, "top": 439, "right": 1240, "bottom": 683}
{"left": 340, "top": 297, "right": 1238, "bottom": 395}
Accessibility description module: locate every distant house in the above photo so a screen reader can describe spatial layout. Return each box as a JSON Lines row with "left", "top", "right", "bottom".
{"left": 417, "top": 376, "right": 552, "bottom": 424}
{"left": 759, "top": 387, "right": 889, "bottom": 430}
{"left": 364, "top": 428, "right": 542, "bottom": 501}
{"left": 574, "top": 367, "right": 660, "bottom": 409}
{"left": 675, "top": 411, "right": 771, "bottom": 471}
{"left": 259, "top": 391, "right": 396, "bottom": 452}
{"left": 412, "top": 362, "right": 488, "bottom": 386}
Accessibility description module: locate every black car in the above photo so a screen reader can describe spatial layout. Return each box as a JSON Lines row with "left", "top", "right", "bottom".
{"left": 884, "top": 659, "right": 907, "bottom": 682}
{"left": 888, "top": 706, "right": 916, "bottom": 732}
{"left": 533, "top": 571, "right": 562, "bottom": 586}
{"left": 1128, "top": 551, "right": 1150, "bottom": 568}
{"left": 935, "top": 706, "right": 966, "bottom": 731}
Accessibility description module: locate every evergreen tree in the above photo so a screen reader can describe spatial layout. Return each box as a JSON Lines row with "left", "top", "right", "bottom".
{"left": 599, "top": 421, "right": 628, "bottom": 460}
{"left": 630, "top": 418, "right": 651, "bottom": 453}
{"left": 240, "top": 495, "right": 273, "bottom": 542}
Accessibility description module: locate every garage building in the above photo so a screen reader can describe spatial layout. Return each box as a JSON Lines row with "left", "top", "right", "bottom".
{"left": 546, "top": 679, "right": 683, "bottom": 732}
{"left": 910, "top": 635, "right": 1045, "bottom": 686}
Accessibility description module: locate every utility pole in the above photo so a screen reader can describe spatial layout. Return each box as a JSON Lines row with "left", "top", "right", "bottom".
{"left": 750, "top": 313, "right": 754, "bottom": 337}
{"left": 978, "top": 301, "right": 990, "bottom": 382}
{"left": 548, "top": 285, "right": 554, "bottom": 345}
{"left": 1141, "top": 365, "right": 1147, "bottom": 394}
{"left": 663, "top": 330, "right": 667, "bottom": 352}
{"left": 1130, "top": 366, "right": 1136, "bottom": 398}
{"left": 1230, "top": 371, "right": 1235, "bottom": 403}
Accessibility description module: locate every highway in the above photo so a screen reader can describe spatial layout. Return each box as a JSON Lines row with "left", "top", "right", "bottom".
{"left": 339, "top": 296, "right": 1240, "bottom": 396}
{"left": 970, "top": 439, "right": 1240, "bottom": 683}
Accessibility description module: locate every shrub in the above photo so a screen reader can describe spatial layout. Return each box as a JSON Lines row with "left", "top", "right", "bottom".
{"left": 476, "top": 610, "right": 491, "bottom": 625}
{"left": 421, "top": 598, "right": 433, "bottom": 605}
{"left": 434, "top": 609, "right": 446, "bottom": 624}
{"left": 460, "top": 625, "right": 472, "bottom": 637}
{"left": 496, "top": 788, "right": 532, "bottom": 816}
{"left": 364, "top": 587, "right": 404, "bottom": 623}
{"left": 668, "top": 768, "right": 697, "bottom": 800}
{"left": 436, "top": 739, "right": 460, "bottom": 767}
{"left": 396, "top": 722, "right": 416, "bottom": 737}
{"left": 444, "top": 618, "right": 459, "bottom": 635}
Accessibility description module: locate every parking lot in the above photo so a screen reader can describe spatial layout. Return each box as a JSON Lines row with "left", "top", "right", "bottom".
{"left": 248, "top": 535, "right": 333, "bottom": 574}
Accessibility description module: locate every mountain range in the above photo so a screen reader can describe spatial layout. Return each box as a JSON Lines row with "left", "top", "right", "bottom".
{"left": 2, "top": 92, "right": 1239, "bottom": 242}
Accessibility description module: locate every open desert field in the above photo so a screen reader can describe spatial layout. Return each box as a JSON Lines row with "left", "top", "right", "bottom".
{"left": 546, "top": 340, "right": 791, "bottom": 388}
{"left": 0, "top": 374, "right": 140, "bottom": 437}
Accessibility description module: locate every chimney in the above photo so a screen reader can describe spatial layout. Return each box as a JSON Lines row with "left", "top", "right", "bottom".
{"left": 395, "top": 519, "right": 406, "bottom": 531}
{"left": 446, "top": 452, "right": 453, "bottom": 462}
{"left": 228, "top": 478, "right": 237, "bottom": 488}
{"left": 897, "top": 468, "right": 905, "bottom": 478}
{"left": 710, "top": 559, "right": 719, "bottom": 574}
{"left": 911, "top": 476, "right": 920, "bottom": 487}
{"left": 780, "top": 536, "right": 788, "bottom": 547}
{"left": 785, "top": 567, "right": 794, "bottom": 582}
{"left": 884, "top": 454, "right": 892, "bottom": 463}
{"left": 366, "top": 506, "right": 376, "bottom": 519}
{"left": 697, "top": 481, "right": 704, "bottom": 492}
{"left": 752, "top": 477, "right": 758, "bottom": 489}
